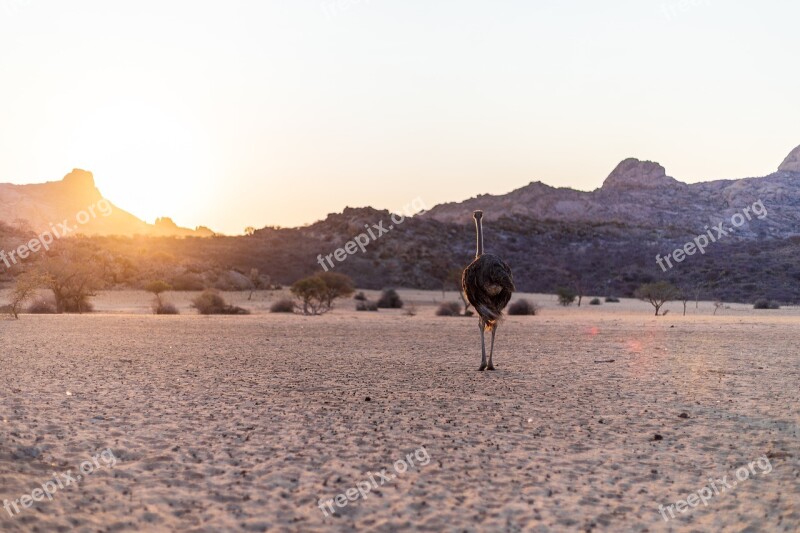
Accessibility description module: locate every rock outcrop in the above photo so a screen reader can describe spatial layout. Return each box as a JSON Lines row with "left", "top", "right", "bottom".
{"left": 778, "top": 145, "right": 800, "bottom": 173}
{"left": 0, "top": 170, "right": 213, "bottom": 237}
{"left": 601, "top": 158, "right": 680, "bottom": 190}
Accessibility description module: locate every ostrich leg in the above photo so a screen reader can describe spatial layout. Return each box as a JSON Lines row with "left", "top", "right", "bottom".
{"left": 487, "top": 325, "right": 497, "bottom": 371}
{"left": 478, "top": 318, "right": 487, "bottom": 371}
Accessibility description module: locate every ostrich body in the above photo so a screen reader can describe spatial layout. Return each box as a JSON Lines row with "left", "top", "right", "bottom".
{"left": 461, "top": 210, "right": 515, "bottom": 371}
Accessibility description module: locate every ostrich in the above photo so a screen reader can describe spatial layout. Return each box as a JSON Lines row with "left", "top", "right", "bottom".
{"left": 462, "top": 210, "right": 515, "bottom": 371}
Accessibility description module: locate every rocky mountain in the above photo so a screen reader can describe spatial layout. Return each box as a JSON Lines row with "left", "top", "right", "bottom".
{"left": 0, "top": 169, "right": 213, "bottom": 237}
{"left": 3, "top": 147, "right": 800, "bottom": 304}
{"left": 424, "top": 146, "right": 800, "bottom": 241}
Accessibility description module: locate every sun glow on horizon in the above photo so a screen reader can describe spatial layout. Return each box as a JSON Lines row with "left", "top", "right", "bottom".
{"left": 62, "top": 100, "right": 218, "bottom": 227}
{"left": 1, "top": 1, "right": 799, "bottom": 234}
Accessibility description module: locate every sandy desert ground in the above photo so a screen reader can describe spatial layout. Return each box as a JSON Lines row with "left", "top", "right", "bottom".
{"left": 1, "top": 290, "right": 798, "bottom": 532}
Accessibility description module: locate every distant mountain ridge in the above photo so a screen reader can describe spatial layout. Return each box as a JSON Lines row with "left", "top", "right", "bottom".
{"left": 423, "top": 145, "right": 800, "bottom": 240}
{"left": 0, "top": 169, "right": 213, "bottom": 237}
{"left": 3, "top": 147, "right": 800, "bottom": 303}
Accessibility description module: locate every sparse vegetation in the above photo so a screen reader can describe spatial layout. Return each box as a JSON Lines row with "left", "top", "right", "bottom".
{"left": 508, "top": 299, "right": 538, "bottom": 316}
{"left": 8, "top": 272, "right": 41, "bottom": 318}
{"left": 635, "top": 281, "right": 680, "bottom": 316}
{"left": 556, "top": 287, "right": 577, "bottom": 307}
{"left": 605, "top": 296, "right": 620, "bottom": 303}
{"left": 754, "top": 298, "right": 780, "bottom": 310}
{"left": 356, "top": 300, "right": 379, "bottom": 311}
{"left": 436, "top": 302, "right": 462, "bottom": 316}
{"left": 291, "top": 276, "right": 329, "bottom": 315}
{"left": 34, "top": 249, "right": 102, "bottom": 313}
{"left": 290, "top": 273, "right": 355, "bottom": 315}
{"left": 317, "top": 272, "right": 355, "bottom": 309}
{"left": 191, "top": 290, "right": 249, "bottom": 315}
{"left": 145, "top": 280, "right": 177, "bottom": 315}
{"left": 353, "top": 292, "right": 367, "bottom": 301}
{"left": 589, "top": 298, "right": 601, "bottom": 306}
{"left": 27, "top": 297, "right": 57, "bottom": 314}
{"left": 377, "top": 289, "right": 403, "bottom": 309}
{"left": 270, "top": 298, "right": 296, "bottom": 313}
{"left": 154, "top": 302, "right": 180, "bottom": 315}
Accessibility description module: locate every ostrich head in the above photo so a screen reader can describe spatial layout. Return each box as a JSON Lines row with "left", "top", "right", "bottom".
{"left": 473, "top": 210, "right": 484, "bottom": 257}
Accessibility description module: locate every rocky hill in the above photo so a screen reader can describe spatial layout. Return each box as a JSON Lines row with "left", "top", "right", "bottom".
{"left": 3, "top": 147, "right": 800, "bottom": 304}
{"left": 423, "top": 147, "right": 800, "bottom": 241}
{"left": 0, "top": 169, "right": 213, "bottom": 237}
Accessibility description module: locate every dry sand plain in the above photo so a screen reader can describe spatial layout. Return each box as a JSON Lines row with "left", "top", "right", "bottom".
{"left": 1, "top": 290, "right": 799, "bottom": 532}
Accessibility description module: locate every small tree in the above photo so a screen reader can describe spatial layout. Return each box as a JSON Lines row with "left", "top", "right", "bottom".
{"left": 36, "top": 249, "right": 103, "bottom": 313}
{"left": 291, "top": 276, "right": 329, "bottom": 315}
{"left": 679, "top": 290, "right": 689, "bottom": 316}
{"left": 317, "top": 272, "right": 355, "bottom": 309}
{"left": 145, "top": 280, "right": 171, "bottom": 306}
{"left": 248, "top": 268, "right": 269, "bottom": 301}
{"left": 556, "top": 287, "right": 577, "bottom": 307}
{"left": 9, "top": 272, "right": 41, "bottom": 319}
{"left": 635, "top": 281, "right": 680, "bottom": 316}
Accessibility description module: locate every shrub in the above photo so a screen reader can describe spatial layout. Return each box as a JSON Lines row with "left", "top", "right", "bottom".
{"left": 317, "top": 272, "right": 356, "bottom": 308}
{"left": 589, "top": 298, "right": 602, "bottom": 305}
{"left": 356, "top": 300, "right": 379, "bottom": 311}
{"left": 635, "top": 281, "right": 680, "bottom": 316}
{"left": 436, "top": 302, "right": 462, "bottom": 316}
{"left": 290, "top": 273, "right": 355, "bottom": 315}
{"left": 556, "top": 287, "right": 577, "bottom": 306}
{"left": 754, "top": 298, "right": 780, "bottom": 310}
{"left": 508, "top": 299, "right": 538, "bottom": 316}
{"left": 145, "top": 280, "right": 172, "bottom": 296}
{"left": 153, "top": 302, "right": 180, "bottom": 315}
{"left": 191, "top": 290, "right": 250, "bottom": 315}
{"left": 27, "top": 297, "right": 57, "bottom": 314}
{"left": 291, "top": 276, "right": 329, "bottom": 315}
{"left": 353, "top": 292, "right": 367, "bottom": 301}
{"left": 270, "top": 298, "right": 295, "bottom": 313}
{"left": 62, "top": 297, "right": 94, "bottom": 314}
{"left": 605, "top": 296, "right": 620, "bottom": 303}
{"left": 377, "top": 289, "right": 403, "bottom": 309}
{"left": 146, "top": 280, "right": 176, "bottom": 315}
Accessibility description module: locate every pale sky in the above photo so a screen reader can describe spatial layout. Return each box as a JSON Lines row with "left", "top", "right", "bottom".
{"left": 0, "top": 0, "right": 798, "bottom": 234}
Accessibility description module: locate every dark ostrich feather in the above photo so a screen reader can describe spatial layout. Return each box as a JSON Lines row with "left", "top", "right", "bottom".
{"left": 462, "top": 253, "right": 515, "bottom": 326}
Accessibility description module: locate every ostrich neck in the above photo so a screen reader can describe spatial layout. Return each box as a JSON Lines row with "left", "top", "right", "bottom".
{"left": 475, "top": 218, "right": 484, "bottom": 257}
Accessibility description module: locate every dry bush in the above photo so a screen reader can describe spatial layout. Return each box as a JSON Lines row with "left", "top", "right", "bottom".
{"left": 153, "top": 302, "right": 180, "bottom": 315}
{"left": 377, "top": 289, "right": 403, "bottom": 309}
{"left": 436, "top": 302, "right": 462, "bottom": 316}
{"left": 508, "top": 299, "right": 538, "bottom": 316}
{"left": 754, "top": 298, "right": 780, "bottom": 310}
{"left": 27, "top": 297, "right": 57, "bottom": 314}
{"left": 191, "top": 290, "right": 250, "bottom": 315}
{"left": 270, "top": 298, "right": 295, "bottom": 313}
{"left": 356, "top": 300, "right": 379, "bottom": 311}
